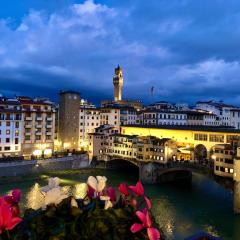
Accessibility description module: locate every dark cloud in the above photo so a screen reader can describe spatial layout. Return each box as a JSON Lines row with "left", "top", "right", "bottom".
{"left": 0, "top": 0, "right": 240, "bottom": 105}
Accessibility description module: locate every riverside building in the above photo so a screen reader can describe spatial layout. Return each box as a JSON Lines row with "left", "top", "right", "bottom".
{"left": 212, "top": 144, "right": 235, "bottom": 178}
{"left": 88, "top": 126, "right": 177, "bottom": 164}
{"left": 0, "top": 96, "right": 56, "bottom": 159}
{"left": 58, "top": 91, "right": 80, "bottom": 151}
{"left": 18, "top": 96, "right": 56, "bottom": 158}
{"left": 0, "top": 98, "right": 22, "bottom": 158}
{"left": 121, "top": 125, "right": 240, "bottom": 164}
{"left": 196, "top": 101, "right": 240, "bottom": 129}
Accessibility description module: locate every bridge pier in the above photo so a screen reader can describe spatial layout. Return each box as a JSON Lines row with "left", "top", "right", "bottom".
{"left": 139, "top": 163, "right": 157, "bottom": 184}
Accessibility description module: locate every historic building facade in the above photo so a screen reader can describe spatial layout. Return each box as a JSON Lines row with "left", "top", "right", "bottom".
{"left": 113, "top": 65, "right": 123, "bottom": 101}
{"left": 18, "top": 96, "right": 56, "bottom": 158}
{"left": 58, "top": 91, "right": 80, "bottom": 151}
{"left": 0, "top": 98, "right": 23, "bottom": 158}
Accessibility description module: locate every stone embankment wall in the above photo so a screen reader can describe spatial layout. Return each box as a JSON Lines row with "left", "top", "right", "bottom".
{"left": 0, "top": 155, "right": 89, "bottom": 177}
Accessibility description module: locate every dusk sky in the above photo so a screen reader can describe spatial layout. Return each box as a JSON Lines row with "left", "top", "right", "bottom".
{"left": 1, "top": 0, "right": 240, "bottom": 105}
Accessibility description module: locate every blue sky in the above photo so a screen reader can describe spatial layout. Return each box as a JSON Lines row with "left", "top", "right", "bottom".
{"left": 1, "top": 0, "right": 240, "bottom": 105}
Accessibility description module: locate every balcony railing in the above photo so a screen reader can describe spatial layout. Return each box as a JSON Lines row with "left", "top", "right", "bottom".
{"left": 25, "top": 124, "right": 32, "bottom": 128}
{"left": 25, "top": 117, "right": 32, "bottom": 121}
{"left": 36, "top": 117, "right": 42, "bottom": 121}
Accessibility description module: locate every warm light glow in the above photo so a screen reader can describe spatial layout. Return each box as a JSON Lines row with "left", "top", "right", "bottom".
{"left": 211, "top": 155, "right": 216, "bottom": 160}
{"left": 186, "top": 144, "right": 190, "bottom": 148}
{"left": 54, "top": 140, "right": 61, "bottom": 146}
{"left": 80, "top": 141, "right": 87, "bottom": 147}
{"left": 26, "top": 183, "right": 44, "bottom": 210}
{"left": 63, "top": 142, "right": 70, "bottom": 148}
{"left": 33, "top": 149, "right": 42, "bottom": 156}
{"left": 44, "top": 149, "right": 52, "bottom": 155}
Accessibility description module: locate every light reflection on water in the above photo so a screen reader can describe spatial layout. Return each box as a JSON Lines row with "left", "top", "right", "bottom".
{"left": 0, "top": 169, "right": 239, "bottom": 240}
{"left": 26, "top": 183, "right": 45, "bottom": 210}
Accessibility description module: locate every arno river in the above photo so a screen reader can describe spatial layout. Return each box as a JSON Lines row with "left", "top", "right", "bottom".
{"left": 0, "top": 168, "right": 239, "bottom": 240}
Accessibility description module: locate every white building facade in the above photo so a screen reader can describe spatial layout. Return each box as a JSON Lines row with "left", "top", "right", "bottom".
{"left": 196, "top": 101, "right": 240, "bottom": 129}
{"left": 0, "top": 99, "right": 23, "bottom": 158}
{"left": 79, "top": 107, "right": 101, "bottom": 149}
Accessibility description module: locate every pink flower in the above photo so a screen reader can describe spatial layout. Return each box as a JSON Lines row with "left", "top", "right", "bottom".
{"left": 87, "top": 185, "right": 95, "bottom": 198}
{"left": 4, "top": 189, "right": 21, "bottom": 204}
{"left": 129, "top": 181, "right": 151, "bottom": 209}
{"left": 107, "top": 187, "right": 116, "bottom": 202}
{"left": 131, "top": 210, "right": 160, "bottom": 240}
{"left": 118, "top": 183, "right": 129, "bottom": 196}
{"left": 129, "top": 181, "right": 144, "bottom": 196}
{"left": 0, "top": 200, "right": 22, "bottom": 235}
{"left": 3, "top": 189, "right": 21, "bottom": 217}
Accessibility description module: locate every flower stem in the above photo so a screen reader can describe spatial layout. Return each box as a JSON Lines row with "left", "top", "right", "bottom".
{"left": 6, "top": 230, "right": 10, "bottom": 239}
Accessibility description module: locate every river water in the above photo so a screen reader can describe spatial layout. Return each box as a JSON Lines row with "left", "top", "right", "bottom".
{"left": 0, "top": 168, "right": 239, "bottom": 240}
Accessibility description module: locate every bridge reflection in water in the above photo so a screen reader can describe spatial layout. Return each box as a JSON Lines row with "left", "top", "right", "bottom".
{"left": 98, "top": 158, "right": 240, "bottom": 214}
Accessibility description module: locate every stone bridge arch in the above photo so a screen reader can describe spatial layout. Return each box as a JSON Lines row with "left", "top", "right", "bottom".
{"left": 194, "top": 144, "right": 208, "bottom": 163}
{"left": 105, "top": 158, "right": 140, "bottom": 167}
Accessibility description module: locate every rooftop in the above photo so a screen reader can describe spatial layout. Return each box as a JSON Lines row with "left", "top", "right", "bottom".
{"left": 196, "top": 100, "right": 238, "bottom": 109}
{"left": 142, "top": 109, "right": 215, "bottom": 116}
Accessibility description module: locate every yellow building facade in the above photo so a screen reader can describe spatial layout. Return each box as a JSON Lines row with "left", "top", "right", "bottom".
{"left": 121, "top": 125, "right": 240, "bottom": 160}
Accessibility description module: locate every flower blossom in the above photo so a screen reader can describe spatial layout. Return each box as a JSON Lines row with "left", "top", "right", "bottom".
{"left": 129, "top": 181, "right": 151, "bottom": 209}
{"left": 0, "top": 199, "right": 22, "bottom": 235}
{"left": 118, "top": 183, "right": 129, "bottom": 196}
{"left": 40, "top": 177, "right": 67, "bottom": 208}
{"left": 41, "top": 177, "right": 61, "bottom": 192}
{"left": 131, "top": 210, "right": 160, "bottom": 240}
{"left": 4, "top": 189, "right": 21, "bottom": 217}
{"left": 87, "top": 176, "right": 107, "bottom": 196}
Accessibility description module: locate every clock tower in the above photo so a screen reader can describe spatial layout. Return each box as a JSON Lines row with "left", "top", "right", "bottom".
{"left": 113, "top": 65, "right": 123, "bottom": 101}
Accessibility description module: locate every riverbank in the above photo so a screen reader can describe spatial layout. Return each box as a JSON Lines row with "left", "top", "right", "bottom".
{"left": 0, "top": 154, "right": 89, "bottom": 177}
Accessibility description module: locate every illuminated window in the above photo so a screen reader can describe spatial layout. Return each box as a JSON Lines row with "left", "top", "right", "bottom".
{"left": 225, "top": 168, "right": 229, "bottom": 173}
{"left": 230, "top": 169, "right": 234, "bottom": 174}
{"left": 6, "top": 130, "right": 10, "bottom": 135}
{"left": 209, "top": 134, "right": 224, "bottom": 143}
{"left": 15, "top": 130, "right": 19, "bottom": 136}
{"left": 194, "top": 134, "right": 208, "bottom": 141}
